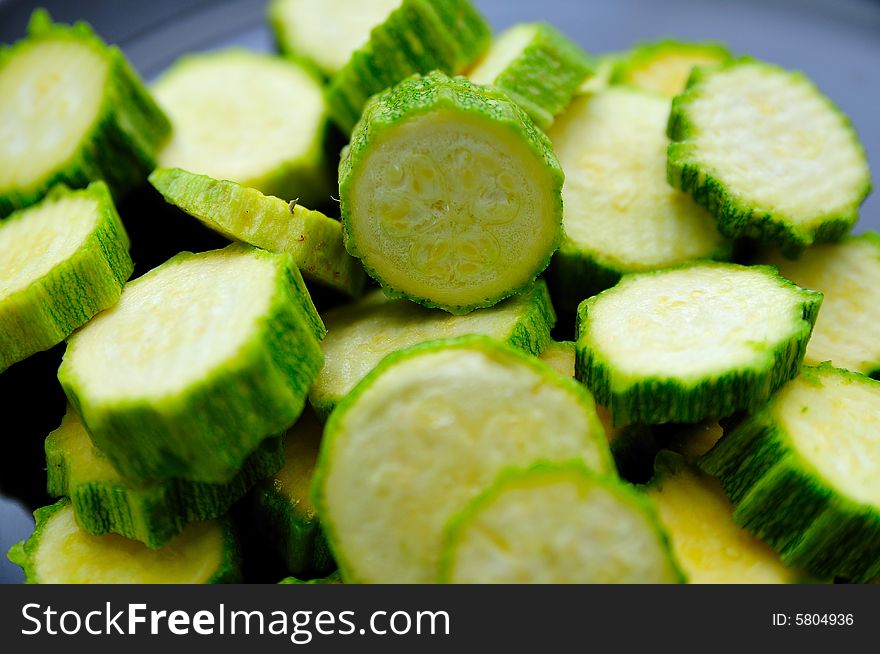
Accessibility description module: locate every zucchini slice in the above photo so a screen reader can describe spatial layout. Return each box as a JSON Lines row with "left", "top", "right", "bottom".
{"left": 547, "top": 87, "right": 729, "bottom": 310}
{"left": 46, "top": 407, "right": 284, "bottom": 549}
{"left": 611, "top": 40, "right": 731, "bottom": 97}
{"left": 760, "top": 233, "right": 880, "bottom": 376}
{"left": 440, "top": 464, "right": 683, "bottom": 584}
{"left": 152, "top": 50, "right": 329, "bottom": 206}
{"left": 576, "top": 262, "right": 823, "bottom": 426}
{"left": 315, "top": 336, "right": 613, "bottom": 583}
{"left": 311, "top": 281, "right": 554, "bottom": 417}
{"left": 0, "top": 182, "right": 133, "bottom": 373}
{"left": 149, "top": 167, "right": 366, "bottom": 297}
{"left": 667, "top": 59, "right": 872, "bottom": 254}
{"left": 268, "top": 0, "right": 402, "bottom": 77}
{"left": 538, "top": 340, "right": 576, "bottom": 378}
{"left": 8, "top": 500, "right": 239, "bottom": 584}
{"left": 340, "top": 72, "right": 564, "bottom": 314}
{"left": 699, "top": 365, "right": 880, "bottom": 583}
{"left": 325, "top": 0, "right": 491, "bottom": 133}
{"left": 58, "top": 243, "right": 325, "bottom": 487}
{"left": 468, "top": 22, "right": 592, "bottom": 130}
{"left": 648, "top": 452, "right": 801, "bottom": 584}
{"left": 254, "top": 408, "right": 335, "bottom": 576}
{"left": 577, "top": 53, "right": 618, "bottom": 95}
{"left": 0, "top": 10, "right": 170, "bottom": 217}
{"left": 279, "top": 571, "right": 343, "bottom": 585}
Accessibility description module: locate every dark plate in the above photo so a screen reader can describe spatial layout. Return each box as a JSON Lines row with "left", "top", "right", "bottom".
{"left": 1, "top": 0, "right": 878, "bottom": 584}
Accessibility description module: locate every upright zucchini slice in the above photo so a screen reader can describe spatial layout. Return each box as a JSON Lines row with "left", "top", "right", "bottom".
{"left": 152, "top": 50, "right": 329, "bottom": 206}
{"left": 440, "top": 464, "right": 683, "bottom": 584}
{"left": 468, "top": 22, "right": 592, "bottom": 130}
{"left": 547, "top": 87, "right": 728, "bottom": 310}
{"left": 149, "top": 167, "right": 366, "bottom": 297}
{"left": 648, "top": 452, "right": 801, "bottom": 584}
{"left": 254, "top": 408, "right": 335, "bottom": 576}
{"left": 59, "top": 243, "right": 325, "bottom": 486}
{"left": 268, "top": 0, "right": 402, "bottom": 77}
{"left": 315, "top": 336, "right": 613, "bottom": 583}
{"left": 611, "top": 40, "right": 731, "bottom": 97}
{"left": 760, "top": 233, "right": 880, "bottom": 376}
{"left": 0, "top": 182, "right": 132, "bottom": 373}
{"left": 46, "top": 407, "right": 284, "bottom": 549}
{"left": 340, "top": 72, "right": 564, "bottom": 314}
{"left": 8, "top": 500, "right": 240, "bottom": 584}
{"left": 0, "top": 10, "right": 170, "bottom": 217}
{"left": 311, "top": 281, "right": 555, "bottom": 416}
{"left": 668, "top": 59, "right": 872, "bottom": 254}
{"left": 576, "top": 262, "right": 823, "bottom": 426}
{"left": 325, "top": 0, "right": 491, "bottom": 133}
{"left": 699, "top": 365, "right": 880, "bottom": 583}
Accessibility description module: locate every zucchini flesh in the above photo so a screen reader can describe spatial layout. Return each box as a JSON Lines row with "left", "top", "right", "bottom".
{"left": 315, "top": 336, "right": 613, "bottom": 583}
{"left": 0, "top": 182, "right": 132, "bottom": 372}
{"left": 325, "top": 0, "right": 491, "bottom": 133}
{"left": 611, "top": 40, "right": 731, "bottom": 97}
{"left": 760, "top": 233, "right": 880, "bottom": 375}
{"left": 668, "top": 59, "right": 872, "bottom": 254}
{"left": 269, "top": 0, "right": 402, "bottom": 77}
{"left": 149, "top": 167, "right": 366, "bottom": 297}
{"left": 7, "top": 500, "right": 240, "bottom": 584}
{"left": 58, "top": 243, "right": 325, "bottom": 486}
{"left": 152, "top": 50, "right": 329, "bottom": 206}
{"left": 648, "top": 452, "right": 801, "bottom": 584}
{"left": 547, "top": 87, "right": 728, "bottom": 310}
{"left": 340, "top": 72, "right": 563, "bottom": 314}
{"left": 440, "top": 464, "right": 683, "bottom": 583}
{"left": 311, "top": 281, "right": 555, "bottom": 417}
{"left": 0, "top": 10, "right": 170, "bottom": 216}
{"left": 46, "top": 407, "right": 284, "bottom": 549}
{"left": 254, "top": 408, "right": 335, "bottom": 576}
{"left": 468, "top": 22, "right": 592, "bottom": 130}
{"left": 538, "top": 340, "right": 576, "bottom": 378}
{"left": 699, "top": 365, "right": 880, "bottom": 583}
{"left": 576, "top": 262, "right": 823, "bottom": 426}
{"left": 577, "top": 53, "right": 618, "bottom": 94}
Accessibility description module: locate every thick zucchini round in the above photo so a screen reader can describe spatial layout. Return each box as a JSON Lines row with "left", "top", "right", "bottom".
{"left": 611, "top": 40, "right": 731, "bottom": 97}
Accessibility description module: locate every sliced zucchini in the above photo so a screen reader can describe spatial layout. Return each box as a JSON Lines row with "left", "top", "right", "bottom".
{"left": 648, "top": 452, "right": 801, "bottom": 583}
{"left": 577, "top": 53, "right": 617, "bottom": 94}
{"left": 611, "top": 40, "right": 731, "bottom": 97}
{"left": 668, "top": 59, "right": 872, "bottom": 254}
{"left": 46, "top": 407, "right": 284, "bottom": 549}
{"left": 699, "top": 365, "right": 880, "bottom": 583}
{"left": 149, "top": 167, "right": 366, "bottom": 297}
{"left": 0, "top": 10, "right": 170, "bottom": 217}
{"left": 58, "top": 243, "right": 325, "bottom": 486}
{"left": 538, "top": 340, "right": 576, "bottom": 378}
{"left": 315, "top": 336, "right": 613, "bottom": 583}
{"left": 468, "top": 22, "right": 592, "bottom": 130}
{"left": 340, "top": 71, "right": 564, "bottom": 314}
{"left": 311, "top": 281, "right": 554, "bottom": 416}
{"left": 440, "top": 464, "right": 683, "bottom": 584}
{"left": 547, "top": 87, "right": 728, "bottom": 310}
{"left": 152, "top": 49, "right": 329, "bottom": 206}
{"left": 576, "top": 262, "right": 823, "bottom": 426}
{"left": 0, "top": 182, "right": 132, "bottom": 373}
{"left": 254, "top": 408, "right": 335, "bottom": 576}
{"left": 760, "top": 233, "right": 880, "bottom": 376}
{"left": 7, "top": 500, "right": 240, "bottom": 584}
{"left": 325, "top": 0, "right": 491, "bottom": 133}
{"left": 268, "top": 0, "right": 402, "bottom": 77}
{"left": 279, "top": 571, "right": 343, "bottom": 585}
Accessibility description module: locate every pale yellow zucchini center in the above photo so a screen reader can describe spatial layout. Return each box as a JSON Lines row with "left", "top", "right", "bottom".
{"left": 273, "top": 409, "right": 323, "bottom": 517}
{"left": 624, "top": 50, "right": 727, "bottom": 97}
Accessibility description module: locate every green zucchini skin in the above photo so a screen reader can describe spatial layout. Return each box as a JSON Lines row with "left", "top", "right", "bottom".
{"left": 0, "top": 10, "right": 170, "bottom": 217}
{"left": 279, "top": 570, "right": 343, "bottom": 585}
{"left": 339, "top": 71, "right": 564, "bottom": 315}
{"left": 666, "top": 58, "right": 871, "bottom": 256}
{"left": 326, "top": 0, "right": 491, "bottom": 133}
{"left": 0, "top": 182, "right": 133, "bottom": 373}
{"left": 575, "top": 263, "right": 823, "bottom": 427}
{"left": 58, "top": 245, "right": 326, "bottom": 487}
{"left": 6, "top": 499, "right": 242, "bottom": 584}
{"left": 45, "top": 409, "right": 285, "bottom": 549}
{"left": 698, "top": 368, "right": 880, "bottom": 583}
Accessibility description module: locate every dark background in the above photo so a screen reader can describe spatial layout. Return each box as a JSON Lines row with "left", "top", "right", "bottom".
{"left": 0, "top": 0, "right": 878, "bottom": 584}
